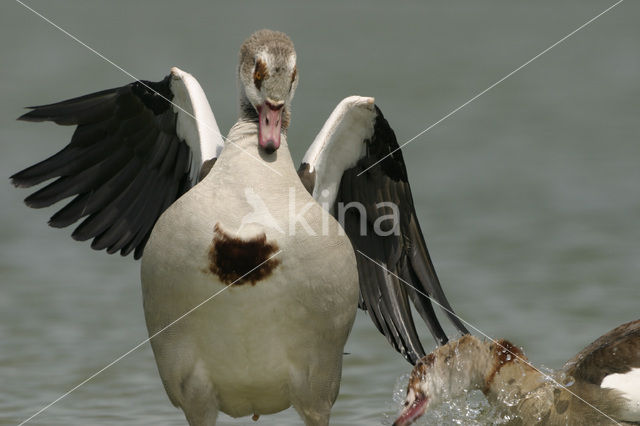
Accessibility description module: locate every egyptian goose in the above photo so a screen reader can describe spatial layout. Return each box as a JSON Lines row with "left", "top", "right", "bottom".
{"left": 394, "top": 319, "right": 640, "bottom": 425}
{"left": 11, "top": 29, "right": 468, "bottom": 425}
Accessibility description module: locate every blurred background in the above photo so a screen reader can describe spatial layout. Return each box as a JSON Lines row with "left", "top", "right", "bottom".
{"left": 1, "top": 1, "right": 638, "bottom": 424}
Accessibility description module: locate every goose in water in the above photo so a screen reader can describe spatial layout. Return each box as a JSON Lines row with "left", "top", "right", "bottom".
{"left": 11, "top": 29, "right": 468, "bottom": 425}
{"left": 394, "top": 319, "right": 640, "bottom": 425}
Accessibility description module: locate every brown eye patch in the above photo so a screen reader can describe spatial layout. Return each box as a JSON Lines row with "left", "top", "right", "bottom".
{"left": 253, "top": 59, "right": 268, "bottom": 90}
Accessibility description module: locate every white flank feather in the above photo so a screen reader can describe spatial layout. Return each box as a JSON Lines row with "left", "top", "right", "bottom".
{"left": 601, "top": 367, "right": 640, "bottom": 422}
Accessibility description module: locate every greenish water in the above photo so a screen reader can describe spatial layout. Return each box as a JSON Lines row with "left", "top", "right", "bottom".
{"left": 1, "top": 1, "right": 639, "bottom": 425}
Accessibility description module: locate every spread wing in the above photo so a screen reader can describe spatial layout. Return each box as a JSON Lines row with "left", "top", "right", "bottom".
{"left": 11, "top": 67, "right": 224, "bottom": 259}
{"left": 299, "top": 96, "right": 469, "bottom": 364}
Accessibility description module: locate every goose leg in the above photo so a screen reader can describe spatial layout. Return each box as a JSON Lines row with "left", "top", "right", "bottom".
{"left": 177, "top": 360, "right": 220, "bottom": 426}
{"left": 291, "top": 398, "right": 332, "bottom": 426}
{"left": 288, "top": 356, "right": 342, "bottom": 426}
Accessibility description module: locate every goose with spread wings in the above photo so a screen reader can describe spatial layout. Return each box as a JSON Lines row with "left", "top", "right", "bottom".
{"left": 12, "top": 29, "right": 468, "bottom": 425}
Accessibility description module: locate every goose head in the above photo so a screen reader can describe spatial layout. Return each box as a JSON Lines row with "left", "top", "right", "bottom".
{"left": 238, "top": 29, "right": 298, "bottom": 154}
{"left": 393, "top": 335, "right": 497, "bottom": 426}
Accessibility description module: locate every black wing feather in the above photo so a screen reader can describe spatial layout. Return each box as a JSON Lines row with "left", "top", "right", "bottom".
{"left": 11, "top": 75, "right": 197, "bottom": 259}
{"left": 336, "top": 106, "right": 469, "bottom": 364}
{"left": 20, "top": 89, "right": 118, "bottom": 125}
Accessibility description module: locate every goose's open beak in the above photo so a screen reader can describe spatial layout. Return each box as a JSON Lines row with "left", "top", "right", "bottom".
{"left": 393, "top": 395, "right": 428, "bottom": 426}
{"left": 258, "top": 101, "right": 283, "bottom": 154}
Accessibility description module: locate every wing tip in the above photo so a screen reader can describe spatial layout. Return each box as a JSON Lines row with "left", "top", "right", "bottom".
{"left": 17, "top": 108, "right": 45, "bottom": 122}
{"left": 23, "top": 193, "right": 50, "bottom": 209}
{"left": 48, "top": 219, "right": 67, "bottom": 229}
{"left": 10, "top": 173, "right": 28, "bottom": 188}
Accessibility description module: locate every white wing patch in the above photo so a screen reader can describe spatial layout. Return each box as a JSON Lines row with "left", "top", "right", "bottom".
{"left": 601, "top": 367, "right": 640, "bottom": 422}
{"left": 302, "top": 96, "right": 376, "bottom": 209}
{"left": 170, "top": 67, "right": 225, "bottom": 184}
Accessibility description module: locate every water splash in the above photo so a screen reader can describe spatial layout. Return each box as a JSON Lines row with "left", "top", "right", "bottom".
{"left": 381, "top": 373, "right": 412, "bottom": 425}
{"left": 383, "top": 358, "right": 575, "bottom": 424}
{"left": 384, "top": 373, "right": 515, "bottom": 425}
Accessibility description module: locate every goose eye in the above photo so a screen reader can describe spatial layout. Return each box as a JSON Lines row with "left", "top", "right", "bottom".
{"left": 253, "top": 69, "right": 263, "bottom": 88}
{"left": 253, "top": 60, "right": 268, "bottom": 90}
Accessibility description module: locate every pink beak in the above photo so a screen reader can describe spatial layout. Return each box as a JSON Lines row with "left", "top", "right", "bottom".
{"left": 258, "top": 102, "right": 283, "bottom": 154}
{"left": 393, "top": 396, "right": 428, "bottom": 426}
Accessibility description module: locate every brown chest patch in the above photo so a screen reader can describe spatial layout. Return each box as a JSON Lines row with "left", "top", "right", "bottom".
{"left": 207, "top": 224, "right": 280, "bottom": 285}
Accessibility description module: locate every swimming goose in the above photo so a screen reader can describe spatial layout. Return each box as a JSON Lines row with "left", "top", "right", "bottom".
{"left": 12, "top": 29, "right": 468, "bottom": 425}
{"left": 394, "top": 319, "right": 640, "bottom": 425}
